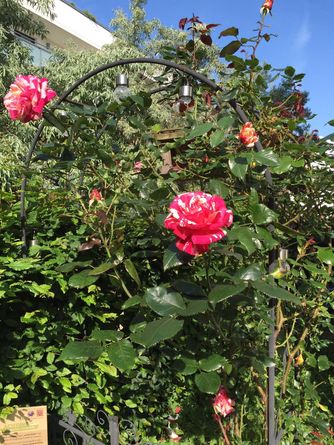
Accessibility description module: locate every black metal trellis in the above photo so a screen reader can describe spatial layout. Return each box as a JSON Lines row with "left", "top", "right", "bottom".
{"left": 20, "top": 57, "right": 278, "bottom": 445}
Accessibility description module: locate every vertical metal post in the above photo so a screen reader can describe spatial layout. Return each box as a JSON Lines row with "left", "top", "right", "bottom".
{"left": 109, "top": 416, "right": 119, "bottom": 445}
{"left": 268, "top": 304, "right": 276, "bottom": 445}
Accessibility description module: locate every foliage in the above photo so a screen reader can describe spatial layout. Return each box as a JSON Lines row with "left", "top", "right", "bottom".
{"left": 0, "top": 3, "right": 334, "bottom": 445}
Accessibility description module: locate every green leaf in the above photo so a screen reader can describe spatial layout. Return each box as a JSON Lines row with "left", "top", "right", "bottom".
{"left": 220, "top": 40, "right": 242, "bottom": 57}
{"left": 174, "top": 357, "right": 198, "bottom": 375}
{"left": 163, "top": 245, "right": 189, "bottom": 271}
{"left": 219, "top": 27, "right": 239, "bottom": 37}
{"left": 68, "top": 270, "right": 99, "bottom": 289}
{"left": 228, "top": 226, "right": 258, "bottom": 255}
{"left": 250, "top": 204, "right": 277, "bottom": 224}
{"left": 253, "top": 150, "right": 279, "bottom": 167}
{"left": 317, "top": 247, "right": 334, "bottom": 265}
{"left": 59, "top": 341, "right": 103, "bottom": 361}
{"left": 208, "top": 179, "right": 229, "bottom": 198}
{"left": 210, "top": 130, "right": 226, "bottom": 148}
{"left": 131, "top": 317, "right": 184, "bottom": 348}
{"left": 7, "top": 258, "right": 38, "bottom": 271}
{"left": 234, "top": 264, "right": 263, "bottom": 282}
{"left": 124, "top": 259, "right": 141, "bottom": 287}
{"left": 199, "top": 354, "right": 226, "bottom": 372}
{"left": 31, "top": 369, "right": 48, "bottom": 385}
{"left": 122, "top": 296, "right": 142, "bottom": 309}
{"left": 44, "top": 110, "right": 67, "bottom": 133}
{"left": 107, "top": 340, "right": 137, "bottom": 371}
{"left": 91, "top": 329, "right": 124, "bottom": 342}
{"left": 144, "top": 286, "right": 186, "bottom": 316}
{"left": 178, "top": 299, "right": 208, "bottom": 316}
{"left": 284, "top": 66, "right": 296, "bottom": 77}
{"left": 271, "top": 156, "right": 293, "bottom": 174}
{"left": 172, "top": 280, "right": 206, "bottom": 297}
{"left": 195, "top": 372, "right": 220, "bottom": 394}
{"left": 96, "top": 362, "right": 118, "bottom": 377}
{"left": 209, "top": 283, "right": 247, "bottom": 304}
{"left": 217, "top": 116, "right": 235, "bottom": 130}
{"left": 229, "top": 157, "right": 248, "bottom": 179}
{"left": 187, "top": 123, "right": 213, "bottom": 139}
{"left": 252, "top": 281, "right": 300, "bottom": 304}
{"left": 88, "top": 262, "right": 114, "bottom": 275}
{"left": 327, "top": 119, "right": 334, "bottom": 127}
{"left": 318, "top": 355, "right": 332, "bottom": 371}
{"left": 57, "top": 261, "right": 92, "bottom": 273}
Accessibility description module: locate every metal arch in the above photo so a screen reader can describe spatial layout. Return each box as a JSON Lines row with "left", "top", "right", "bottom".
{"left": 20, "top": 57, "right": 277, "bottom": 445}
{"left": 20, "top": 57, "right": 272, "bottom": 252}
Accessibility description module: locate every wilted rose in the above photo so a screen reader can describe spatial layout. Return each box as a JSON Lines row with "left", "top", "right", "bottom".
{"left": 213, "top": 387, "right": 235, "bottom": 418}
{"left": 4, "top": 75, "right": 56, "bottom": 123}
{"left": 164, "top": 192, "right": 233, "bottom": 256}
{"left": 260, "top": 0, "right": 274, "bottom": 15}
{"left": 89, "top": 188, "right": 102, "bottom": 206}
{"left": 237, "top": 122, "right": 259, "bottom": 148}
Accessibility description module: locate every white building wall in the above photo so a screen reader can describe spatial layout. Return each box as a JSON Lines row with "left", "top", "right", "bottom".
{"left": 21, "top": 0, "right": 114, "bottom": 51}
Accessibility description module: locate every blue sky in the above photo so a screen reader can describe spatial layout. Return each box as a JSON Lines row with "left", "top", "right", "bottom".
{"left": 74, "top": 0, "right": 333, "bottom": 134}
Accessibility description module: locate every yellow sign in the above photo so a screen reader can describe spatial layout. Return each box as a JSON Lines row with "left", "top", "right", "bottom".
{"left": 0, "top": 406, "right": 48, "bottom": 445}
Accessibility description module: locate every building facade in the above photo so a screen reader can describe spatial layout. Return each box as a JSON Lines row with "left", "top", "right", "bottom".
{"left": 18, "top": 0, "right": 114, "bottom": 66}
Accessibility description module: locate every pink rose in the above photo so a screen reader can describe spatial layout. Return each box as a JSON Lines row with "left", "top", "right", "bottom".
{"left": 4, "top": 75, "right": 56, "bottom": 123}
{"left": 89, "top": 188, "right": 103, "bottom": 206}
{"left": 164, "top": 192, "right": 233, "bottom": 256}
{"left": 133, "top": 161, "right": 143, "bottom": 173}
{"left": 213, "top": 387, "right": 235, "bottom": 418}
{"left": 237, "top": 122, "right": 259, "bottom": 148}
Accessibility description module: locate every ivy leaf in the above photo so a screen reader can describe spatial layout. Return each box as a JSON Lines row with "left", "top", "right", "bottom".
{"left": 195, "top": 372, "right": 220, "bottom": 394}
{"left": 107, "top": 340, "right": 137, "bottom": 371}
{"left": 144, "top": 286, "right": 186, "bottom": 316}
{"left": 131, "top": 317, "right": 184, "bottom": 348}
{"left": 209, "top": 283, "right": 247, "bottom": 304}
{"left": 252, "top": 281, "right": 300, "bottom": 304}
{"left": 59, "top": 341, "right": 103, "bottom": 361}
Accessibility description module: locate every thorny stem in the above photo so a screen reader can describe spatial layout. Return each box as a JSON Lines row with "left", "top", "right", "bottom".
{"left": 249, "top": 14, "right": 266, "bottom": 87}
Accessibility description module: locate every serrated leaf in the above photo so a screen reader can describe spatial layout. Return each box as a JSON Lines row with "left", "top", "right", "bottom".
{"left": 59, "top": 341, "right": 103, "bottom": 361}
{"left": 91, "top": 329, "right": 124, "bottom": 342}
{"left": 234, "top": 264, "right": 263, "bottom": 282}
{"left": 217, "top": 116, "right": 235, "bottom": 130}
{"left": 68, "top": 270, "right": 99, "bottom": 289}
{"left": 209, "top": 283, "right": 247, "bottom": 303}
{"left": 195, "top": 372, "right": 220, "bottom": 394}
{"left": 252, "top": 281, "right": 300, "bottom": 304}
{"left": 208, "top": 179, "right": 229, "bottom": 198}
{"left": 253, "top": 150, "right": 279, "bottom": 167}
{"left": 186, "top": 123, "right": 213, "bottom": 140}
{"left": 228, "top": 226, "right": 258, "bottom": 255}
{"left": 144, "top": 286, "right": 186, "bottom": 316}
{"left": 250, "top": 204, "right": 277, "bottom": 225}
{"left": 131, "top": 317, "right": 184, "bottom": 348}
{"left": 163, "top": 244, "right": 189, "bottom": 271}
{"left": 229, "top": 157, "right": 248, "bottom": 179}
{"left": 107, "top": 340, "right": 136, "bottom": 371}
{"left": 199, "top": 354, "right": 226, "bottom": 372}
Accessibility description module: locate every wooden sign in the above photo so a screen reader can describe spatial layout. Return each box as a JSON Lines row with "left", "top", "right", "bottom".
{"left": 0, "top": 406, "right": 48, "bottom": 445}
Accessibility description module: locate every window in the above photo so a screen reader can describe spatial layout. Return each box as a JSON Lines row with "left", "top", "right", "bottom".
{"left": 14, "top": 30, "right": 52, "bottom": 67}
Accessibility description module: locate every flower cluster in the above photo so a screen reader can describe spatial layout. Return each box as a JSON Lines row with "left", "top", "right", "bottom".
{"left": 213, "top": 387, "right": 235, "bottom": 418}
{"left": 164, "top": 192, "right": 233, "bottom": 256}
{"left": 4, "top": 75, "right": 56, "bottom": 123}
{"left": 237, "top": 122, "right": 259, "bottom": 148}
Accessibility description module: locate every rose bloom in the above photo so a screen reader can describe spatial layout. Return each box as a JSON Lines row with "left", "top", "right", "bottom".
{"left": 133, "top": 161, "right": 143, "bottom": 173}
{"left": 4, "top": 75, "right": 56, "bottom": 123}
{"left": 164, "top": 192, "right": 233, "bottom": 256}
{"left": 260, "top": 0, "right": 274, "bottom": 14}
{"left": 237, "top": 122, "right": 259, "bottom": 148}
{"left": 213, "top": 387, "right": 235, "bottom": 418}
{"left": 89, "top": 188, "right": 102, "bottom": 206}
